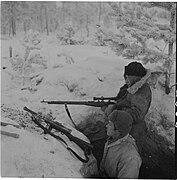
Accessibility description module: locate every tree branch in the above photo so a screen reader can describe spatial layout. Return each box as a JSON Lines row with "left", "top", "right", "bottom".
{"left": 142, "top": 2, "right": 174, "bottom": 11}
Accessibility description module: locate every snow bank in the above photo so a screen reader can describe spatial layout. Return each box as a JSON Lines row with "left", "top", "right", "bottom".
{"left": 1, "top": 118, "right": 84, "bottom": 177}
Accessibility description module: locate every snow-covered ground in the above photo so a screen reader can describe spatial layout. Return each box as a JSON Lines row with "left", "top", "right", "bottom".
{"left": 1, "top": 35, "right": 175, "bottom": 177}
{"left": 1, "top": 118, "right": 85, "bottom": 177}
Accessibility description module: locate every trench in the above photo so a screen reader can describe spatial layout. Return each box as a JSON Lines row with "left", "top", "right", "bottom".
{"left": 77, "top": 112, "right": 175, "bottom": 179}
{"left": 1, "top": 104, "right": 175, "bottom": 178}
{"left": 138, "top": 131, "right": 175, "bottom": 179}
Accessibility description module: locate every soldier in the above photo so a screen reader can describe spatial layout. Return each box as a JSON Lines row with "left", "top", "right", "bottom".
{"left": 99, "top": 110, "right": 142, "bottom": 178}
{"left": 104, "top": 61, "right": 152, "bottom": 155}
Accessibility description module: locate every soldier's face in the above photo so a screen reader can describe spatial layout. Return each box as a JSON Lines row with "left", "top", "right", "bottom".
{"left": 106, "top": 121, "right": 115, "bottom": 137}
{"left": 106, "top": 120, "right": 120, "bottom": 138}
{"left": 125, "top": 75, "right": 141, "bottom": 87}
{"left": 125, "top": 75, "right": 131, "bottom": 87}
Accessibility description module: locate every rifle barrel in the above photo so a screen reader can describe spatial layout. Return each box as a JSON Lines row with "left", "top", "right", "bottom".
{"left": 41, "top": 100, "right": 115, "bottom": 107}
{"left": 41, "top": 100, "right": 91, "bottom": 105}
{"left": 24, "top": 106, "right": 37, "bottom": 115}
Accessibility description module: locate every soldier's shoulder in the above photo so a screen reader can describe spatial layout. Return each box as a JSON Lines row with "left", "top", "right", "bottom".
{"left": 140, "top": 82, "right": 151, "bottom": 92}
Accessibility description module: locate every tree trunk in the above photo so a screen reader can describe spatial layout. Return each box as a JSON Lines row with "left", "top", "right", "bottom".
{"left": 9, "top": 46, "right": 12, "bottom": 58}
{"left": 86, "top": 14, "right": 89, "bottom": 37}
{"left": 54, "top": 19, "right": 59, "bottom": 31}
{"left": 85, "top": 3, "right": 89, "bottom": 37}
{"left": 27, "top": 19, "right": 30, "bottom": 31}
{"left": 9, "top": 17, "right": 16, "bottom": 36}
{"left": 9, "top": 19, "right": 12, "bottom": 36}
{"left": 98, "top": 2, "right": 102, "bottom": 25}
{"left": 37, "top": 16, "right": 40, "bottom": 32}
{"left": 12, "top": 18, "right": 15, "bottom": 36}
{"left": 168, "top": 10, "right": 175, "bottom": 56}
{"left": 2, "top": 27, "right": 6, "bottom": 35}
{"left": 39, "top": 9, "right": 43, "bottom": 33}
{"left": 79, "top": 17, "right": 83, "bottom": 38}
{"left": 21, "top": 47, "right": 30, "bottom": 86}
{"left": 62, "top": 2, "right": 65, "bottom": 25}
{"left": 24, "top": 21, "right": 27, "bottom": 34}
{"left": 75, "top": 2, "right": 79, "bottom": 30}
{"left": 164, "top": 72, "right": 170, "bottom": 94}
{"left": 45, "top": 6, "right": 49, "bottom": 35}
{"left": 9, "top": 3, "right": 16, "bottom": 36}
{"left": 13, "top": 18, "right": 16, "bottom": 35}
{"left": 165, "top": 9, "right": 175, "bottom": 94}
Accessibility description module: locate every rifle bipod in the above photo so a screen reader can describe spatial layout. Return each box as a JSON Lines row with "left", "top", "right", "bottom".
{"left": 24, "top": 106, "right": 92, "bottom": 163}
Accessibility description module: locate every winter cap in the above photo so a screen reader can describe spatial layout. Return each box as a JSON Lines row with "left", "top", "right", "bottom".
{"left": 124, "top": 61, "right": 146, "bottom": 77}
{"left": 108, "top": 110, "right": 133, "bottom": 137}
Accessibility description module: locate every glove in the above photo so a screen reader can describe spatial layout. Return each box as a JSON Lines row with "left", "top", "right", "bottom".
{"left": 80, "top": 154, "right": 98, "bottom": 177}
{"left": 101, "top": 106, "right": 107, "bottom": 112}
{"left": 105, "top": 105, "right": 115, "bottom": 117}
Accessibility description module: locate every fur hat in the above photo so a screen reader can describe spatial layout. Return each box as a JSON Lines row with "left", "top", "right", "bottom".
{"left": 108, "top": 110, "right": 133, "bottom": 137}
{"left": 124, "top": 61, "right": 146, "bottom": 77}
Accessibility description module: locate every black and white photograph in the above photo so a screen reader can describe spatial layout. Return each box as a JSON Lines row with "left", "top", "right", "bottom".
{"left": 1, "top": 1, "right": 176, "bottom": 178}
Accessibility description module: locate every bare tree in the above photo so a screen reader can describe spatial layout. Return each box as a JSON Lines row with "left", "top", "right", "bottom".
{"left": 45, "top": 5, "right": 49, "bottom": 35}
{"left": 98, "top": 2, "right": 102, "bottom": 24}
{"left": 1, "top": 2, "right": 19, "bottom": 36}
{"left": 62, "top": 2, "right": 66, "bottom": 25}
{"left": 85, "top": 3, "right": 90, "bottom": 37}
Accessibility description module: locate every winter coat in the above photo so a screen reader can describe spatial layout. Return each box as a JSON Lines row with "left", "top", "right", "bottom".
{"left": 107, "top": 70, "right": 152, "bottom": 141}
{"left": 99, "top": 134, "right": 142, "bottom": 179}
{"left": 82, "top": 70, "right": 151, "bottom": 165}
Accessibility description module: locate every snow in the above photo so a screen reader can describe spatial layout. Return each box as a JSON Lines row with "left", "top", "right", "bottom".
{"left": 1, "top": 118, "right": 83, "bottom": 177}
{"left": 1, "top": 35, "right": 175, "bottom": 177}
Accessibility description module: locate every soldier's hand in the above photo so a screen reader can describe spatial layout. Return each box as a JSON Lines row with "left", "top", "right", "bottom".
{"left": 101, "top": 106, "right": 107, "bottom": 112}
{"left": 105, "top": 105, "right": 115, "bottom": 117}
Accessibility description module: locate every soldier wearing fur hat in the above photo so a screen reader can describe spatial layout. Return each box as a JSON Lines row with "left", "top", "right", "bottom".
{"left": 104, "top": 61, "right": 152, "bottom": 154}
{"left": 99, "top": 110, "right": 142, "bottom": 178}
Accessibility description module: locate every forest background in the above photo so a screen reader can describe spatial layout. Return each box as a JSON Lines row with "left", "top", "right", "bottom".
{"left": 1, "top": 2, "right": 176, "bottom": 94}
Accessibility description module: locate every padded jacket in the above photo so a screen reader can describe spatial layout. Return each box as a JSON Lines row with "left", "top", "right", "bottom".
{"left": 100, "top": 134, "right": 142, "bottom": 178}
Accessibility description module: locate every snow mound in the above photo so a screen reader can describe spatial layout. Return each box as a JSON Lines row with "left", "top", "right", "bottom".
{"left": 1, "top": 117, "right": 94, "bottom": 177}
